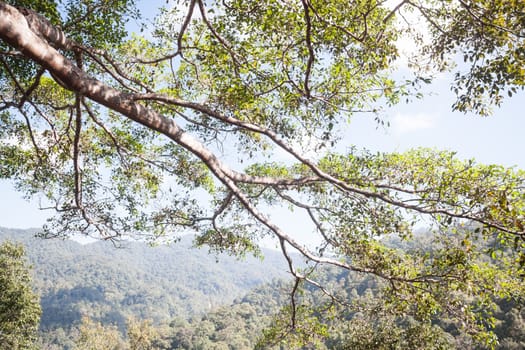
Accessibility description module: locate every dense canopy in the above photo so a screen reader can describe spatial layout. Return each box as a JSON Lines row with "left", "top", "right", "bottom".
{"left": 0, "top": 241, "right": 41, "bottom": 349}
{"left": 1, "top": 0, "right": 524, "bottom": 347}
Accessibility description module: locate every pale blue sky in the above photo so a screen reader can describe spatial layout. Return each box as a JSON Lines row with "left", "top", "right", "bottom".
{"left": 346, "top": 76, "right": 525, "bottom": 169}
{"left": 1, "top": 2, "right": 524, "bottom": 229}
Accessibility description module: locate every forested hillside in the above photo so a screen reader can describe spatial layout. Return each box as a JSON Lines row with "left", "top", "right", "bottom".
{"left": 0, "top": 227, "right": 290, "bottom": 331}
{"left": 1, "top": 226, "right": 524, "bottom": 349}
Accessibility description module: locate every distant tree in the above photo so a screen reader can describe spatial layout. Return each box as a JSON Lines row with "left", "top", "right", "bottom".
{"left": 73, "top": 316, "right": 126, "bottom": 350}
{"left": 0, "top": 241, "right": 41, "bottom": 349}
{"left": 1, "top": 0, "right": 525, "bottom": 347}
{"left": 127, "top": 317, "right": 170, "bottom": 350}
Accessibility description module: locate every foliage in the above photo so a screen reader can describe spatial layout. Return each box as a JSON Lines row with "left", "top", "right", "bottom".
{"left": 422, "top": 0, "right": 525, "bottom": 115}
{"left": 0, "top": 241, "right": 41, "bottom": 349}
{"left": 0, "top": 0, "right": 524, "bottom": 347}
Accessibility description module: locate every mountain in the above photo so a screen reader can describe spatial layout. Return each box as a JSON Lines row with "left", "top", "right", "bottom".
{"left": 0, "top": 227, "right": 291, "bottom": 332}
{"left": 2, "top": 227, "right": 524, "bottom": 349}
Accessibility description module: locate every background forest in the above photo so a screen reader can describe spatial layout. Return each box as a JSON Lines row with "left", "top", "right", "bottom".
{"left": 1, "top": 227, "right": 524, "bottom": 349}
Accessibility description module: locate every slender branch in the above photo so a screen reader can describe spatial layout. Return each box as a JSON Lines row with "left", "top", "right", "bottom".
{"left": 18, "top": 107, "right": 42, "bottom": 161}
{"left": 0, "top": 58, "right": 44, "bottom": 160}
{"left": 80, "top": 47, "right": 143, "bottom": 93}
{"left": 178, "top": 0, "right": 197, "bottom": 54}
{"left": 300, "top": 0, "right": 314, "bottom": 98}
{"left": 197, "top": 0, "right": 243, "bottom": 68}
{"left": 383, "top": 0, "right": 408, "bottom": 24}
{"left": 405, "top": 0, "right": 446, "bottom": 35}
{"left": 457, "top": 0, "right": 525, "bottom": 38}
{"left": 307, "top": 1, "right": 363, "bottom": 42}
{"left": 82, "top": 99, "right": 128, "bottom": 165}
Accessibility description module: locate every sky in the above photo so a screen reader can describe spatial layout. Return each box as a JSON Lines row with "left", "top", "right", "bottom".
{"left": 1, "top": 1, "right": 524, "bottom": 230}
{"left": 345, "top": 76, "right": 525, "bottom": 169}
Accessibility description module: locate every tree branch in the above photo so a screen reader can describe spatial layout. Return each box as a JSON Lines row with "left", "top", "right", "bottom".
{"left": 300, "top": 0, "right": 314, "bottom": 98}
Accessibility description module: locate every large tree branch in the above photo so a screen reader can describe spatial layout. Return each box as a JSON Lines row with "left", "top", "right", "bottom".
{"left": 0, "top": 2, "right": 364, "bottom": 270}
{"left": 1, "top": 1, "right": 522, "bottom": 262}
{"left": 0, "top": 3, "right": 238, "bottom": 184}
{"left": 7, "top": 2, "right": 518, "bottom": 237}
{"left": 3, "top": 4, "right": 323, "bottom": 189}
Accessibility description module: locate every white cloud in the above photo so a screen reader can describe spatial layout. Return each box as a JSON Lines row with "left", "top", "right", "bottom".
{"left": 392, "top": 113, "right": 437, "bottom": 134}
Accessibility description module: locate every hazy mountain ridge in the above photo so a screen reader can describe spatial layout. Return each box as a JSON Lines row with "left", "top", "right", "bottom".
{"left": 0, "top": 227, "right": 291, "bottom": 331}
